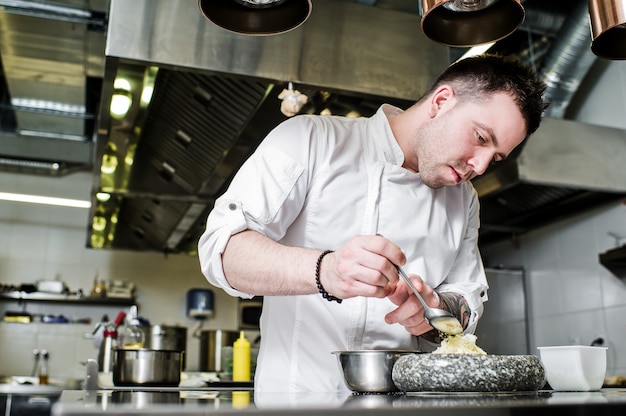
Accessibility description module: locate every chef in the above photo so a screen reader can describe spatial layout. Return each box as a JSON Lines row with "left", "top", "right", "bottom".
{"left": 198, "top": 54, "right": 548, "bottom": 392}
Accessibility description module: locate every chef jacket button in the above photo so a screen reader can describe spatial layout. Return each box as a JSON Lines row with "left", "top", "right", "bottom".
{"left": 479, "top": 291, "right": 485, "bottom": 297}
{"left": 229, "top": 203, "right": 237, "bottom": 211}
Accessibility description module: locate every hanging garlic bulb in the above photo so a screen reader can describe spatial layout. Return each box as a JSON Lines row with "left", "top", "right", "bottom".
{"left": 278, "top": 82, "right": 308, "bottom": 117}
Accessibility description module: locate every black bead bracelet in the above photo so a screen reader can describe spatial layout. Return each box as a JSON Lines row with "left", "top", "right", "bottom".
{"left": 315, "top": 250, "right": 342, "bottom": 303}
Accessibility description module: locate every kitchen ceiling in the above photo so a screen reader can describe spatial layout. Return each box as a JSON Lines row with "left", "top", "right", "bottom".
{"left": 0, "top": 0, "right": 624, "bottom": 254}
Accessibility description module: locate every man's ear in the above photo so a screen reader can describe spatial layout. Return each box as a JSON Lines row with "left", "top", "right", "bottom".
{"left": 428, "top": 85, "right": 455, "bottom": 118}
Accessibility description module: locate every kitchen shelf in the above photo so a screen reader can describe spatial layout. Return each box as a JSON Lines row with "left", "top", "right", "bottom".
{"left": 0, "top": 291, "right": 135, "bottom": 306}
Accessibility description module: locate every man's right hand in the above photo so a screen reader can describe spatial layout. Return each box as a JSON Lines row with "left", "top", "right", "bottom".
{"left": 318, "top": 234, "right": 406, "bottom": 300}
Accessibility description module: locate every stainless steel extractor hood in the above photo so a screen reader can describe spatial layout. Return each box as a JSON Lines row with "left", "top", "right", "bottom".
{"left": 0, "top": 0, "right": 108, "bottom": 175}
{"left": 82, "top": 0, "right": 626, "bottom": 254}
{"left": 474, "top": 117, "right": 626, "bottom": 245}
{"left": 87, "top": 0, "right": 448, "bottom": 254}
{"left": 104, "top": 0, "right": 447, "bottom": 101}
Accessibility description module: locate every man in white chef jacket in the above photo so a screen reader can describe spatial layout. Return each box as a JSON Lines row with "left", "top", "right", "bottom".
{"left": 198, "top": 54, "right": 548, "bottom": 393}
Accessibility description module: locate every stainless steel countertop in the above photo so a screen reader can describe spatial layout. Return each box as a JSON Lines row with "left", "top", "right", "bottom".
{"left": 52, "top": 388, "right": 626, "bottom": 415}
{"left": 0, "top": 384, "right": 65, "bottom": 395}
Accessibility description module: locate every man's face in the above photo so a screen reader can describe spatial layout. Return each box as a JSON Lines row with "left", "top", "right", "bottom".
{"left": 414, "top": 91, "right": 527, "bottom": 189}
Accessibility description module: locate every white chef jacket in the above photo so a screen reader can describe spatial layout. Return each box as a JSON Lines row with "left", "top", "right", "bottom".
{"left": 198, "top": 104, "right": 489, "bottom": 393}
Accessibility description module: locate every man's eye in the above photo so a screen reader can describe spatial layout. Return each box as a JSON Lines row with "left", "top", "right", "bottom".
{"left": 477, "top": 133, "right": 486, "bottom": 144}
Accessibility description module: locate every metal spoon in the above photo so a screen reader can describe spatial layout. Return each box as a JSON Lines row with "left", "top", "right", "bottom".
{"left": 396, "top": 266, "right": 463, "bottom": 336}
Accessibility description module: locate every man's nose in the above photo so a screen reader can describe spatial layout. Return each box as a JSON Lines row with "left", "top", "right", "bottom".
{"left": 471, "top": 153, "right": 492, "bottom": 176}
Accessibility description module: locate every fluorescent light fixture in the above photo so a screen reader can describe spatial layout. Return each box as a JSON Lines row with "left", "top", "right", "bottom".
{"left": 0, "top": 0, "right": 91, "bottom": 17}
{"left": 0, "top": 192, "right": 91, "bottom": 208}
{"left": 0, "top": 158, "right": 60, "bottom": 171}
{"left": 141, "top": 67, "right": 158, "bottom": 107}
{"left": 96, "top": 192, "right": 111, "bottom": 202}
{"left": 140, "top": 85, "right": 154, "bottom": 106}
{"left": 92, "top": 215, "right": 107, "bottom": 231}
{"left": 19, "top": 129, "right": 86, "bottom": 142}
{"left": 11, "top": 98, "right": 85, "bottom": 113}
{"left": 110, "top": 92, "right": 133, "bottom": 119}
{"left": 114, "top": 78, "right": 132, "bottom": 91}
{"left": 111, "top": 77, "right": 134, "bottom": 118}
{"left": 100, "top": 153, "right": 119, "bottom": 174}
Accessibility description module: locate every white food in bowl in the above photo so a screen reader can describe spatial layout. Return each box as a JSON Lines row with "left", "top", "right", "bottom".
{"left": 433, "top": 333, "right": 486, "bottom": 355}
{"left": 537, "top": 345, "right": 607, "bottom": 391}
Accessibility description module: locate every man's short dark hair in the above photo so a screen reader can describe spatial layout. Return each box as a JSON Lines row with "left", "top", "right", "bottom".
{"left": 425, "top": 54, "right": 549, "bottom": 136}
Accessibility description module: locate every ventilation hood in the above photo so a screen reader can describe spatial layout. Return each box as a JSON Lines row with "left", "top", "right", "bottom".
{"left": 0, "top": 0, "right": 108, "bottom": 175}
{"left": 87, "top": 0, "right": 446, "bottom": 253}
{"left": 104, "top": 0, "right": 445, "bottom": 102}
{"left": 474, "top": 117, "right": 626, "bottom": 245}
{"left": 83, "top": 0, "right": 626, "bottom": 254}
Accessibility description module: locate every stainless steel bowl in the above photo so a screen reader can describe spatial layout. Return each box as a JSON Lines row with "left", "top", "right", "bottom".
{"left": 332, "top": 350, "right": 419, "bottom": 393}
{"left": 113, "top": 349, "right": 183, "bottom": 387}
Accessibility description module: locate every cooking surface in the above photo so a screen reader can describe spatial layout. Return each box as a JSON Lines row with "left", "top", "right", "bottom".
{"left": 53, "top": 388, "right": 626, "bottom": 415}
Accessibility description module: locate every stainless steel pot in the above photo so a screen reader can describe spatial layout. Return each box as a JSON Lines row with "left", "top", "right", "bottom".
{"left": 141, "top": 325, "right": 187, "bottom": 369}
{"left": 112, "top": 349, "right": 183, "bottom": 387}
{"left": 199, "top": 330, "right": 239, "bottom": 372}
{"left": 145, "top": 325, "right": 187, "bottom": 350}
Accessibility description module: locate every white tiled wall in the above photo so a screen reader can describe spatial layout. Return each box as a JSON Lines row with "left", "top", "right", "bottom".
{"left": 482, "top": 59, "right": 626, "bottom": 377}
{"left": 482, "top": 202, "right": 626, "bottom": 377}
{"left": 0, "top": 323, "right": 97, "bottom": 379}
{"left": 0, "top": 172, "right": 239, "bottom": 379}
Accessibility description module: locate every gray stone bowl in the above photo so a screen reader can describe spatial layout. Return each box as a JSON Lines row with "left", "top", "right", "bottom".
{"left": 392, "top": 354, "right": 546, "bottom": 392}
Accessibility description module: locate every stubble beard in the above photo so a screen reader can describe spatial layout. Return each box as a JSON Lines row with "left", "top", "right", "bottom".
{"left": 413, "top": 117, "right": 448, "bottom": 190}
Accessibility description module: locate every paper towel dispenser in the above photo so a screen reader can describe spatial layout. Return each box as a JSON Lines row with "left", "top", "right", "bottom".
{"left": 186, "top": 288, "right": 214, "bottom": 320}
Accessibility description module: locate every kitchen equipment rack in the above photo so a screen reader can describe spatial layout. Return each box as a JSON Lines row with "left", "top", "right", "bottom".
{"left": 0, "top": 291, "right": 135, "bottom": 306}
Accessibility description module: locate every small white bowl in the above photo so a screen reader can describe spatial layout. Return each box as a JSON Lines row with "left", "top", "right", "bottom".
{"left": 537, "top": 346, "right": 608, "bottom": 391}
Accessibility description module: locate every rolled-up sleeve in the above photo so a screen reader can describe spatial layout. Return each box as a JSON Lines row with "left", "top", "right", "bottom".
{"left": 198, "top": 119, "right": 309, "bottom": 298}
{"left": 197, "top": 199, "right": 250, "bottom": 297}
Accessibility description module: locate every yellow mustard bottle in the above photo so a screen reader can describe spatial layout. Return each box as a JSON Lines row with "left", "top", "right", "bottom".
{"left": 232, "top": 331, "right": 251, "bottom": 382}
{"left": 232, "top": 391, "right": 250, "bottom": 408}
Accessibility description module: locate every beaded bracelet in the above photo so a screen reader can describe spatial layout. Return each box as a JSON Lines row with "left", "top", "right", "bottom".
{"left": 315, "top": 250, "right": 342, "bottom": 304}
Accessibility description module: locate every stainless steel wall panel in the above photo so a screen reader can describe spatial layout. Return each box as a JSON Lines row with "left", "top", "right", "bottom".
{"left": 106, "top": 0, "right": 448, "bottom": 101}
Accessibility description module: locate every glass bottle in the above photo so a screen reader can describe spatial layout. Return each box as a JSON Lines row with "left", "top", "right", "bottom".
{"left": 119, "top": 306, "right": 144, "bottom": 349}
{"left": 121, "top": 318, "right": 145, "bottom": 349}
{"left": 38, "top": 350, "right": 49, "bottom": 385}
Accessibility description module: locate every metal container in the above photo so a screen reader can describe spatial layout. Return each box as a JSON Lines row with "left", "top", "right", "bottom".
{"left": 145, "top": 325, "right": 187, "bottom": 350}
{"left": 112, "top": 349, "right": 183, "bottom": 387}
{"left": 199, "top": 330, "right": 239, "bottom": 372}
{"left": 332, "top": 350, "right": 418, "bottom": 393}
{"left": 141, "top": 325, "right": 187, "bottom": 369}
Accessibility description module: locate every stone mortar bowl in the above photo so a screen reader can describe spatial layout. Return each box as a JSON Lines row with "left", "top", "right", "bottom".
{"left": 392, "top": 354, "right": 546, "bottom": 393}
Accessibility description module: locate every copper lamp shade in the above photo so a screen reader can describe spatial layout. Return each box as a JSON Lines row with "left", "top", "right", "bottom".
{"left": 420, "top": 0, "right": 524, "bottom": 47}
{"left": 589, "top": 0, "right": 626, "bottom": 60}
{"left": 198, "top": 0, "right": 312, "bottom": 36}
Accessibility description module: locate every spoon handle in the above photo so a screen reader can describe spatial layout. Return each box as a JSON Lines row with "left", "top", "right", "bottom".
{"left": 396, "top": 265, "right": 463, "bottom": 335}
{"left": 396, "top": 266, "right": 431, "bottom": 313}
